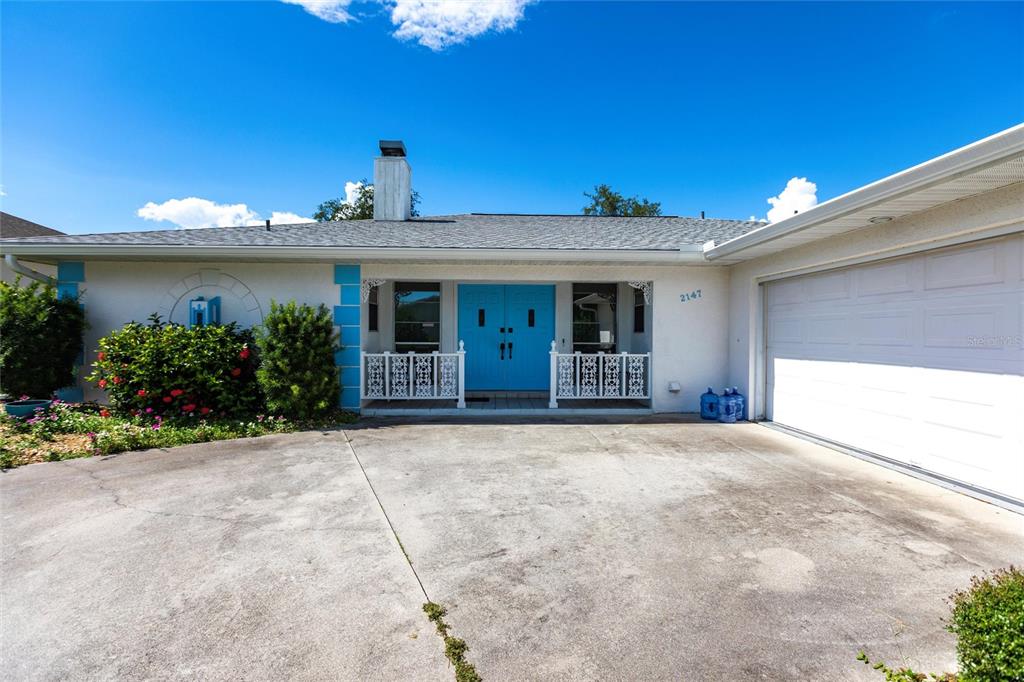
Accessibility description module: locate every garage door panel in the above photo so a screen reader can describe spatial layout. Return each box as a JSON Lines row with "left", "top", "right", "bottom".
{"left": 857, "top": 259, "right": 917, "bottom": 296}
{"left": 924, "top": 242, "right": 1004, "bottom": 290}
{"left": 855, "top": 310, "right": 915, "bottom": 347}
{"left": 766, "top": 234, "right": 1023, "bottom": 504}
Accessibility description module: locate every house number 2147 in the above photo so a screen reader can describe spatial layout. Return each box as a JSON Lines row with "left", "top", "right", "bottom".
{"left": 680, "top": 289, "right": 702, "bottom": 302}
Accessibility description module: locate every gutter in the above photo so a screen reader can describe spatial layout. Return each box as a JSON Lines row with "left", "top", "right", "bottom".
{"left": 4, "top": 254, "right": 55, "bottom": 284}
{"left": 0, "top": 243, "right": 709, "bottom": 264}
{"left": 705, "top": 123, "right": 1024, "bottom": 261}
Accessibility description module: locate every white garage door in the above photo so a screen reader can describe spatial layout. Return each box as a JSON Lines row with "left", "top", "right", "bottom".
{"left": 766, "top": 234, "right": 1024, "bottom": 504}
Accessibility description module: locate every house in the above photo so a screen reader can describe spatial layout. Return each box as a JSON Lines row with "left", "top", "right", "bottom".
{"left": 0, "top": 212, "right": 63, "bottom": 284}
{"left": 1, "top": 127, "right": 1022, "bottom": 508}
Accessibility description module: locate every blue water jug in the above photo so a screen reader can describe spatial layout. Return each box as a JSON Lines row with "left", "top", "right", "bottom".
{"left": 717, "top": 388, "right": 737, "bottom": 423}
{"left": 700, "top": 387, "right": 719, "bottom": 420}
{"left": 731, "top": 387, "right": 745, "bottom": 421}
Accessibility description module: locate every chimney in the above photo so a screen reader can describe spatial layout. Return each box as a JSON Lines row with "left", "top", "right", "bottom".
{"left": 373, "top": 140, "right": 412, "bottom": 221}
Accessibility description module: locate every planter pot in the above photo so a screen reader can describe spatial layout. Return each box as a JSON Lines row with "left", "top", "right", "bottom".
{"left": 4, "top": 399, "right": 53, "bottom": 418}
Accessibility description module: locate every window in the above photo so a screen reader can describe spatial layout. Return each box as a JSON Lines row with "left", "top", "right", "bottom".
{"left": 394, "top": 282, "right": 440, "bottom": 353}
{"left": 633, "top": 288, "right": 645, "bottom": 334}
{"left": 572, "top": 283, "right": 616, "bottom": 353}
{"left": 368, "top": 286, "right": 379, "bottom": 333}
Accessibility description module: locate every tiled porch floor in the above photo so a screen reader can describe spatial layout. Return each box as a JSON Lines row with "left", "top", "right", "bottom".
{"left": 361, "top": 396, "right": 652, "bottom": 416}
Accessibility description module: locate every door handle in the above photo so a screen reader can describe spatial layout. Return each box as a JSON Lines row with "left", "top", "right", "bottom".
{"left": 500, "top": 342, "right": 505, "bottom": 360}
{"left": 508, "top": 342, "right": 513, "bottom": 359}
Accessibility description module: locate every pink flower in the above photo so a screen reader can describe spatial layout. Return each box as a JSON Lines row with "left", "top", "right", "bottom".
{"left": 98, "top": 379, "right": 108, "bottom": 389}
{"left": 170, "top": 389, "right": 184, "bottom": 397}
{"left": 163, "top": 396, "right": 173, "bottom": 403}
{"left": 145, "top": 407, "right": 153, "bottom": 414}
{"left": 182, "top": 404, "right": 196, "bottom": 413}
{"left": 137, "top": 389, "right": 147, "bottom": 397}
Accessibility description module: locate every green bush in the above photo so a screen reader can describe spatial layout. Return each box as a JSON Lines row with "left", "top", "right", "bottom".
{"left": 255, "top": 301, "right": 339, "bottom": 419}
{"left": 948, "top": 566, "right": 1024, "bottom": 681}
{"left": 0, "top": 278, "right": 86, "bottom": 398}
{"left": 87, "top": 315, "right": 261, "bottom": 418}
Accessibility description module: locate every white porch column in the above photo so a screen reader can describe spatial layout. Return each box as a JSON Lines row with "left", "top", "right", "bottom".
{"left": 457, "top": 340, "right": 466, "bottom": 408}
{"left": 548, "top": 341, "right": 559, "bottom": 408}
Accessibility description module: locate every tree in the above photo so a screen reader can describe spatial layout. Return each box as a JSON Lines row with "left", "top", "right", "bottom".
{"left": 582, "top": 184, "right": 662, "bottom": 217}
{"left": 313, "top": 179, "right": 420, "bottom": 221}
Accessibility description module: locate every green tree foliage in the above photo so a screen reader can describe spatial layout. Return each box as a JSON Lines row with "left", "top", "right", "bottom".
{"left": 582, "top": 184, "right": 662, "bottom": 216}
{"left": 87, "top": 316, "right": 261, "bottom": 417}
{"left": 255, "top": 301, "right": 340, "bottom": 419}
{"left": 0, "top": 278, "right": 86, "bottom": 398}
{"left": 313, "top": 179, "right": 421, "bottom": 221}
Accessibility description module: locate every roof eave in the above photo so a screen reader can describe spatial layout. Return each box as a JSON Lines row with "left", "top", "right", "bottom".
{"left": 0, "top": 243, "right": 709, "bottom": 264}
{"left": 705, "top": 123, "right": 1024, "bottom": 261}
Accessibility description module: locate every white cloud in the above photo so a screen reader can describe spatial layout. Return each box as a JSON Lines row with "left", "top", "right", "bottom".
{"left": 281, "top": 0, "right": 354, "bottom": 23}
{"left": 389, "top": 0, "right": 532, "bottom": 50}
{"left": 765, "top": 177, "right": 817, "bottom": 223}
{"left": 137, "top": 197, "right": 311, "bottom": 230}
{"left": 280, "top": 0, "right": 532, "bottom": 50}
{"left": 344, "top": 180, "right": 365, "bottom": 204}
{"left": 262, "top": 211, "right": 314, "bottom": 225}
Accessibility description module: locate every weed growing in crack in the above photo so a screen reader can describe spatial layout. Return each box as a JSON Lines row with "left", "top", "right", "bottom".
{"left": 423, "top": 602, "right": 481, "bottom": 682}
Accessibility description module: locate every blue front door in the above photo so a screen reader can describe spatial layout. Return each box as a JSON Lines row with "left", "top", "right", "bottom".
{"left": 458, "top": 284, "right": 555, "bottom": 391}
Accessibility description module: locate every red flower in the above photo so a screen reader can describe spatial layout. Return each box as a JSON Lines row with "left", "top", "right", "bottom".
{"left": 170, "top": 389, "right": 184, "bottom": 397}
{"left": 99, "top": 409, "right": 111, "bottom": 418}
{"left": 182, "top": 404, "right": 196, "bottom": 413}
{"left": 97, "top": 352, "right": 106, "bottom": 361}
{"left": 200, "top": 407, "right": 211, "bottom": 415}
{"left": 98, "top": 379, "right": 108, "bottom": 389}
{"left": 137, "top": 389, "right": 147, "bottom": 397}
{"left": 163, "top": 396, "right": 173, "bottom": 403}
{"left": 230, "top": 367, "right": 242, "bottom": 377}
{"left": 239, "top": 347, "right": 250, "bottom": 360}
{"left": 112, "top": 376, "right": 122, "bottom": 385}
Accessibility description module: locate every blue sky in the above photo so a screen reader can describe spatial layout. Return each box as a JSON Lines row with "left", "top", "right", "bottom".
{"left": 1, "top": 1, "right": 1022, "bottom": 234}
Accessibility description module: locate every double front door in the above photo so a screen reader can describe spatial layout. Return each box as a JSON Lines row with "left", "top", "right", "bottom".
{"left": 458, "top": 284, "right": 555, "bottom": 391}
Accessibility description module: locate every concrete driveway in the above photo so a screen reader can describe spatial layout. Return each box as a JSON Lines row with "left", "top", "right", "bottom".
{"left": 2, "top": 418, "right": 1021, "bottom": 680}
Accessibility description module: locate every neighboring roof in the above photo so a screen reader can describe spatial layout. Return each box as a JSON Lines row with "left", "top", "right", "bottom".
{"left": 0, "top": 213, "right": 763, "bottom": 262}
{"left": 0, "top": 212, "right": 65, "bottom": 239}
{"left": 706, "top": 123, "right": 1024, "bottom": 261}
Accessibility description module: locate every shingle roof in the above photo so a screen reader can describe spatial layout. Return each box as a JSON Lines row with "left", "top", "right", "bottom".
{"left": 0, "top": 213, "right": 761, "bottom": 251}
{"left": 0, "top": 212, "right": 64, "bottom": 239}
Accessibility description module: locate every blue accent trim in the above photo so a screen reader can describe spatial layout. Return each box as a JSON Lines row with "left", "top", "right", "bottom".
{"left": 340, "top": 386, "right": 361, "bottom": 408}
{"left": 340, "top": 284, "right": 361, "bottom": 306}
{"left": 340, "top": 366, "right": 360, "bottom": 386}
{"left": 57, "top": 261, "right": 85, "bottom": 283}
{"left": 340, "top": 325, "right": 360, "bottom": 346}
{"left": 335, "top": 346, "right": 360, "bottom": 367}
{"left": 334, "top": 305, "right": 360, "bottom": 327}
{"left": 56, "top": 283, "right": 79, "bottom": 300}
{"left": 56, "top": 386, "right": 84, "bottom": 403}
{"left": 334, "top": 264, "right": 360, "bottom": 285}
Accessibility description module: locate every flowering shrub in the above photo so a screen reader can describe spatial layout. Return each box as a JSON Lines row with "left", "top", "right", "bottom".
{"left": 0, "top": 278, "right": 87, "bottom": 398}
{"left": 87, "top": 316, "right": 261, "bottom": 418}
{"left": 256, "top": 301, "right": 339, "bottom": 419}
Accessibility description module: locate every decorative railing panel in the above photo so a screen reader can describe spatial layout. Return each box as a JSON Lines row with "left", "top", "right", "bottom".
{"left": 548, "top": 342, "right": 651, "bottom": 407}
{"left": 361, "top": 343, "right": 466, "bottom": 407}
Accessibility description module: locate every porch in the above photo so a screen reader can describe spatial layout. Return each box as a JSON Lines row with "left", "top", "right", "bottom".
{"left": 357, "top": 276, "right": 656, "bottom": 414}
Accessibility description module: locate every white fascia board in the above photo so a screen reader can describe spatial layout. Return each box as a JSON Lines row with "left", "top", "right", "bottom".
{"left": 0, "top": 243, "right": 709, "bottom": 264}
{"left": 705, "top": 123, "right": 1024, "bottom": 261}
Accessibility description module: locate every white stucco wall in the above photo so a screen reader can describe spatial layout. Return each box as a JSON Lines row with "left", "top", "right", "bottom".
{"left": 726, "top": 181, "right": 1024, "bottom": 419}
{"left": 78, "top": 261, "right": 338, "bottom": 402}
{"left": 361, "top": 262, "right": 730, "bottom": 412}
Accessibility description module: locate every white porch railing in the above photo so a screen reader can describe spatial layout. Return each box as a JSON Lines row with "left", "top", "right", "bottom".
{"left": 361, "top": 341, "right": 466, "bottom": 408}
{"left": 548, "top": 341, "right": 651, "bottom": 408}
